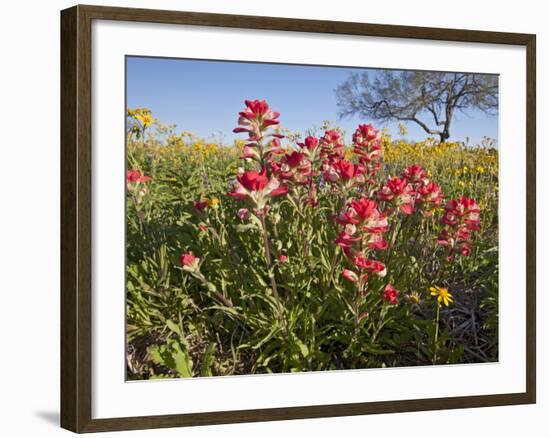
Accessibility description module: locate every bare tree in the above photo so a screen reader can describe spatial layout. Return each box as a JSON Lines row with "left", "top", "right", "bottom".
{"left": 336, "top": 71, "right": 498, "bottom": 142}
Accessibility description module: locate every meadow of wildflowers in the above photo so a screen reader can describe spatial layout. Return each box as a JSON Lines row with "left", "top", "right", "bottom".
{"left": 125, "top": 100, "right": 498, "bottom": 379}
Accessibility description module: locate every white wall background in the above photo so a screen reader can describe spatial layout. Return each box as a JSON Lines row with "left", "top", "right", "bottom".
{"left": 0, "top": 0, "right": 546, "bottom": 436}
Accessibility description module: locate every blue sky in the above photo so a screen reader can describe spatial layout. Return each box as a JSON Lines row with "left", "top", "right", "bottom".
{"left": 126, "top": 56, "right": 498, "bottom": 146}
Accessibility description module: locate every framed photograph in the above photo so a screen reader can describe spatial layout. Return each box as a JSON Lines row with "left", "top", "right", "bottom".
{"left": 60, "top": 4, "right": 536, "bottom": 433}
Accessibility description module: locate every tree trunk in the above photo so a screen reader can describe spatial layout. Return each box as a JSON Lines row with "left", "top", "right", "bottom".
{"left": 439, "top": 131, "right": 450, "bottom": 143}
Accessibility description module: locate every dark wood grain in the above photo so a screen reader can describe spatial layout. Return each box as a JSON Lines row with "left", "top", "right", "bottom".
{"left": 525, "top": 34, "right": 536, "bottom": 404}
{"left": 78, "top": 4, "right": 534, "bottom": 45}
{"left": 60, "top": 4, "right": 537, "bottom": 433}
{"left": 61, "top": 5, "right": 94, "bottom": 432}
{"left": 60, "top": 5, "right": 78, "bottom": 431}
{"left": 79, "top": 392, "right": 533, "bottom": 433}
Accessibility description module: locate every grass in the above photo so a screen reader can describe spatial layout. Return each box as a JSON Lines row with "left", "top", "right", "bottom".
{"left": 125, "top": 110, "right": 498, "bottom": 379}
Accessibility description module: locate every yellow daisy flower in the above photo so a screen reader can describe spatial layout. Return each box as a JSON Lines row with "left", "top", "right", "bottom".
{"left": 409, "top": 291, "right": 421, "bottom": 304}
{"left": 430, "top": 286, "right": 454, "bottom": 307}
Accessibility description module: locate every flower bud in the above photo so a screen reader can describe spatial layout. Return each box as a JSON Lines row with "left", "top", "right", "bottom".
{"left": 237, "top": 208, "right": 250, "bottom": 221}
{"left": 271, "top": 212, "right": 281, "bottom": 225}
{"left": 180, "top": 251, "right": 200, "bottom": 272}
{"left": 342, "top": 269, "right": 359, "bottom": 283}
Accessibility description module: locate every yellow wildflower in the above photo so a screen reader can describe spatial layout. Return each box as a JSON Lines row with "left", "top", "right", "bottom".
{"left": 430, "top": 286, "right": 454, "bottom": 307}
{"left": 409, "top": 291, "right": 421, "bottom": 304}
{"left": 140, "top": 114, "right": 152, "bottom": 127}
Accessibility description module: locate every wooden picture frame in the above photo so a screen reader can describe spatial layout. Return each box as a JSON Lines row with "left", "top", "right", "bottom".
{"left": 61, "top": 4, "right": 536, "bottom": 433}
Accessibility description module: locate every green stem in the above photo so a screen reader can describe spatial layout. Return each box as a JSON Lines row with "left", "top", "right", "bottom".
{"left": 433, "top": 304, "right": 440, "bottom": 364}
{"left": 259, "top": 215, "right": 282, "bottom": 313}
{"left": 353, "top": 282, "right": 361, "bottom": 337}
{"left": 302, "top": 170, "right": 316, "bottom": 258}
{"left": 195, "top": 273, "right": 234, "bottom": 308}
{"left": 130, "top": 192, "right": 145, "bottom": 231}
{"left": 302, "top": 213, "right": 311, "bottom": 258}
{"left": 326, "top": 248, "right": 340, "bottom": 289}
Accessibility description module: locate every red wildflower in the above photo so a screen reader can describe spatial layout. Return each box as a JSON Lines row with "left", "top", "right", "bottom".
{"left": 333, "top": 160, "right": 365, "bottom": 181}
{"left": 353, "top": 254, "right": 370, "bottom": 269}
{"left": 342, "top": 269, "right": 359, "bottom": 283}
{"left": 437, "top": 196, "right": 481, "bottom": 258}
{"left": 269, "top": 185, "right": 290, "bottom": 197}
{"left": 459, "top": 244, "right": 472, "bottom": 257}
{"left": 417, "top": 181, "right": 444, "bottom": 209}
{"left": 233, "top": 99, "right": 281, "bottom": 145}
{"left": 238, "top": 168, "right": 269, "bottom": 191}
{"left": 126, "top": 170, "right": 151, "bottom": 184}
{"left": 378, "top": 176, "right": 415, "bottom": 215}
{"left": 353, "top": 255, "right": 387, "bottom": 277}
{"left": 236, "top": 99, "right": 279, "bottom": 127}
{"left": 269, "top": 138, "right": 285, "bottom": 154}
{"left": 237, "top": 208, "right": 250, "bottom": 220}
{"left": 242, "top": 145, "right": 260, "bottom": 160}
{"left": 352, "top": 123, "right": 380, "bottom": 146}
{"left": 229, "top": 168, "right": 288, "bottom": 205}
{"left": 352, "top": 124, "right": 383, "bottom": 165}
{"left": 180, "top": 251, "right": 200, "bottom": 272}
{"left": 455, "top": 226, "right": 470, "bottom": 240}
{"left": 367, "top": 233, "right": 388, "bottom": 250}
{"left": 364, "top": 259, "right": 387, "bottom": 276}
{"left": 442, "top": 196, "right": 481, "bottom": 231}
{"left": 338, "top": 198, "right": 389, "bottom": 232}
{"left": 127, "top": 170, "right": 140, "bottom": 183}
{"left": 320, "top": 129, "right": 345, "bottom": 163}
{"left": 285, "top": 151, "right": 305, "bottom": 168}
{"left": 441, "top": 210, "right": 459, "bottom": 226}
{"left": 436, "top": 229, "right": 451, "bottom": 246}
{"left": 300, "top": 136, "right": 319, "bottom": 151}
{"left": 322, "top": 129, "right": 341, "bottom": 144}
{"left": 276, "top": 151, "right": 311, "bottom": 184}
{"left": 194, "top": 199, "right": 209, "bottom": 212}
{"left": 347, "top": 198, "right": 377, "bottom": 221}
{"left": 335, "top": 231, "right": 362, "bottom": 249}
{"left": 383, "top": 284, "right": 399, "bottom": 305}
{"left": 401, "top": 164, "right": 427, "bottom": 183}
{"left": 336, "top": 197, "right": 389, "bottom": 254}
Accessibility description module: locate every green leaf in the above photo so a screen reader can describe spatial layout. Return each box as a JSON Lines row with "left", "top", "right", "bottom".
{"left": 149, "top": 340, "right": 193, "bottom": 378}
{"left": 363, "top": 345, "right": 396, "bottom": 355}
{"left": 295, "top": 339, "right": 309, "bottom": 358}
{"left": 236, "top": 224, "right": 257, "bottom": 233}
{"left": 252, "top": 326, "right": 280, "bottom": 350}
{"left": 200, "top": 343, "right": 216, "bottom": 377}
{"left": 166, "top": 319, "right": 182, "bottom": 337}
{"left": 169, "top": 340, "right": 194, "bottom": 377}
{"left": 149, "top": 345, "right": 166, "bottom": 367}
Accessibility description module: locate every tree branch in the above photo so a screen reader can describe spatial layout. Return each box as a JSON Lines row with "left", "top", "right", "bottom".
{"left": 410, "top": 116, "right": 442, "bottom": 136}
{"left": 426, "top": 105, "right": 444, "bottom": 126}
